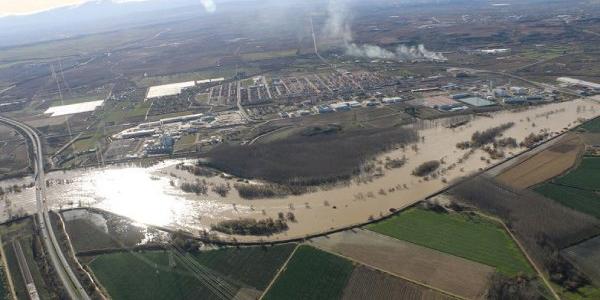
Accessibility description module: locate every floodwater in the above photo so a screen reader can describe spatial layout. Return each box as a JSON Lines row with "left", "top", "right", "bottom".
{"left": 1, "top": 98, "right": 599, "bottom": 242}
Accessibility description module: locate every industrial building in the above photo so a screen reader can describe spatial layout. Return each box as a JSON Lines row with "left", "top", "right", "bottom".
{"left": 145, "top": 135, "right": 175, "bottom": 155}
{"left": 457, "top": 97, "right": 496, "bottom": 107}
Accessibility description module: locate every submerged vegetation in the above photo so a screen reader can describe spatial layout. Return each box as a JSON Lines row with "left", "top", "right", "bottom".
{"left": 412, "top": 160, "right": 441, "bottom": 177}
{"left": 204, "top": 126, "right": 418, "bottom": 186}
{"left": 211, "top": 218, "right": 289, "bottom": 236}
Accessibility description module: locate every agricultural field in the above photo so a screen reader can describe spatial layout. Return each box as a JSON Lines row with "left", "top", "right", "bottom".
{"left": 534, "top": 184, "right": 600, "bottom": 219}
{"left": 103, "top": 101, "right": 152, "bottom": 125}
{"left": 496, "top": 134, "right": 583, "bottom": 189}
{"left": 88, "top": 244, "right": 295, "bottom": 300}
{"left": 534, "top": 156, "right": 600, "bottom": 219}
{"left": 311, "top": 230, "right": 494, "bottom": 299}
{"left": 341, "top": 266, "right": 452, "bottom": 300}
{"left": 580, "top": 117, "right": 600, "bottom": 133}
{"left": 368, "top": 208, "right": 534, "bottom": 276}
{"left": 549, "top": 156, "right": 600, "bottom": 190}
{"left": 263, "top": 245, "right": 354, "bottom": 300}
{"left": 450, "top": 176, "right": 600, "bottom": 298}
{"left": 562, "top": 236, "right": 600, "bottom": 286}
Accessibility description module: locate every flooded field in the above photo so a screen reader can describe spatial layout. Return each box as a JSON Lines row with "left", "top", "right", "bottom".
{"left": 1, "top": 98, "right": 599, "bottom": 242}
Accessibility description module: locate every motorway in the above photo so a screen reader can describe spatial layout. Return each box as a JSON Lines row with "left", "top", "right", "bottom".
{"left": 0, "top": 116, "right": 90, "bottom": 300}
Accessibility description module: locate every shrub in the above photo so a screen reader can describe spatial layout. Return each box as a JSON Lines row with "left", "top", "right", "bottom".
{"left": 412, "top": 160, "right": 440, "bottom": 177}
{"left": 211, "top": 218, "right": 288, "bottom": 236}
{"left": 471, "top": 122, "right": 514, "bottom": 147}
{"left": 211, "top": 183, "right": 231, "bottom": 197}
{"left": 384, "top": 157, "right": 407, "bottom": 169}
{"left": 180, "top": 181, "right": 208, "bottom": 195}
{"left": 234, "top": 183, "right": 313, "bottom": 200}
{"left": 520, "top": 133, "right": 549, "bottom": 148}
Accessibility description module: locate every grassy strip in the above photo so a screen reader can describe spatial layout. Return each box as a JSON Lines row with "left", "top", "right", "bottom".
{"left": 368, "top": 208, "right": 534, "bottom": 276}
{"left": 263, "top": 245, "right": 354, "bottom": 300}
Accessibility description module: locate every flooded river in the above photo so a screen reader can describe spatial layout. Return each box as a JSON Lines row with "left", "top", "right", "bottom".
{"left": 1, "top": 98, "right": 599, "bottom": 242}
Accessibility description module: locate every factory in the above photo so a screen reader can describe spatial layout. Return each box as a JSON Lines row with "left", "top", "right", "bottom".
{"left": 144, "top": 135, "right": 175, "bottom": 155}
{"left": 557, "top": 77, "right": 600, "bottom": 90}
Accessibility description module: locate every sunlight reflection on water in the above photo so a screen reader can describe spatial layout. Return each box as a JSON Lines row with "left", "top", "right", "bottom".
{"left": 29, "top": 161, "right": 234, "bottom": 230}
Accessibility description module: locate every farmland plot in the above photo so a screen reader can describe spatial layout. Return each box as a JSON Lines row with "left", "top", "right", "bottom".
{"left": 263, "top": 245, "right": 354, "bottom": 300}
{"left": 450, "top": 176, "right": 600, "bottom": 255}
{"left": 552, "top": 156, "right": 600, "bottom": 190}
{"left": 368, "top": 208, "right": 534, "bottom": 276}
{"left": 341, "top": 266, "right": 453, "bottom": 300}
{"left": 88, "top": 244, "right": 295, "bottom": 300}
{"left": 496, "top": 134, "right": 583, "bottom": 189}
{"left": 581, "top": 117, "right": 600, "bottom": 133}
{"left": 311, "top": 230, "right": 494, "bottom": 299}
{"left": 562, "top": 236, "right": 600, "bottom": 286}
{"left": 534, "top": 156, "right": 600, "bottom": 219}
{"left": 534, "top": 184, "right": 600, "bottom": 219}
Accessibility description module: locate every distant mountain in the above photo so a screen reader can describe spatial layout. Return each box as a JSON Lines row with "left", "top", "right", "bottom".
{"left": 0, "top": 0, "right": 206, "bottom": 48}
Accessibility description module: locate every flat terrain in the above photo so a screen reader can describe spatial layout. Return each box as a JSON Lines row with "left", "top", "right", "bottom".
{"left": 534, "top": 184, "right": 600, "bottom": 219}
{"left": 450, "top": 176, "right": 600, "bottom": 299}
{"left": 562, "top": 235, "right": 600, "bottom": 286}
{"left": 205, "top": 124, "right": 418, "bottom": 185}
{"left": 581, "top": 117, "right": 600, "bottom": 133}
{"left": 496, "top": 134, "right": 583, "bottom": 189}
{"left": 368, "top": 208, "right": 534, "bottom": 276}
{"left": 311, "top": 229, "right": 494, "bottom": 299}
{"left": 88, "top": 244, "right": 295, "bottom": 300}
{"left": 551, "top": 156, "right": 600, "bottom": 191}
{"left": 341, "top": 266, "right": 453, "bottom": 300}
{"left": 534, "top": 156, "right": 600, "bottom": 219}
{"left": 263, "top": 245, "right": 354, "bottom": 300}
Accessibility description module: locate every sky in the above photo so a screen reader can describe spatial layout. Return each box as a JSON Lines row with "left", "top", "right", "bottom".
{"left": 0, "top": 0, "right": 148, "bottom": 17}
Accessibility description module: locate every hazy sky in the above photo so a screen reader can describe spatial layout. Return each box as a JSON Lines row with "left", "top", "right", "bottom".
{"left": 0, "top": 0, "right": 148, "bottom": 16}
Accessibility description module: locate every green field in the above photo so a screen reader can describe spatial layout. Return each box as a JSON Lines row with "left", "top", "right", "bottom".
{"left": 89, "top": 244, "right": 296, "bottom": 300}
{"left": 368, "top": 208, "right": 534, "bottom": 276}
{"left": 554, "top": 283, "right": 600, "bottom": 300}
{"left": 534, "top": 156, "right": 600, "bottom": 219}
{"left": 104, "top": 101, "right": 152, "bottom": 124}
{"left": 263, "top": 245, "right": 354, "bottom": 300}
{"left": 581, "top": 117, "right": 600, "bottom": 133}
{"left": 552, "top": 156, "right": 600, "bottom": 191}
{"left": 535, "top": 183, "right": 600, "bottom": 219}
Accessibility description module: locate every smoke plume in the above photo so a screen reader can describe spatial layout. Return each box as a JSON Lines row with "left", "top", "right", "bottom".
{"left": 200, "top": 0, "right": 216, "bottom": 13}
{"left": 323, "top": 0, "right": 446, "bottom": 62}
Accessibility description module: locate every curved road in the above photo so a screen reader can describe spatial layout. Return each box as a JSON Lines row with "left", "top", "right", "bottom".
{"left": 0, "top": 116, "right": 90, "bottom": 300}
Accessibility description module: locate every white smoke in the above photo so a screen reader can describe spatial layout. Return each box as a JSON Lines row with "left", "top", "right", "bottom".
{"left": 200, "top": 0, "right": 216, "bottom": 13}
{"left": 323, "top": 0, "right": 446, "bottom": 62}
{"left": 324, "top": 0, "right": 353, "bottom": 43}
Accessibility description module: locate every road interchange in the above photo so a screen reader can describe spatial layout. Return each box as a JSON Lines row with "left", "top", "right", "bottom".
{"left": 0, "top": 115, "right": 90, "bottom": 300}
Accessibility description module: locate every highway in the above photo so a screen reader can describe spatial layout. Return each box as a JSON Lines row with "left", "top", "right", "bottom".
{"left": 0, "top": 116, "right": 90, "bottom": 300}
